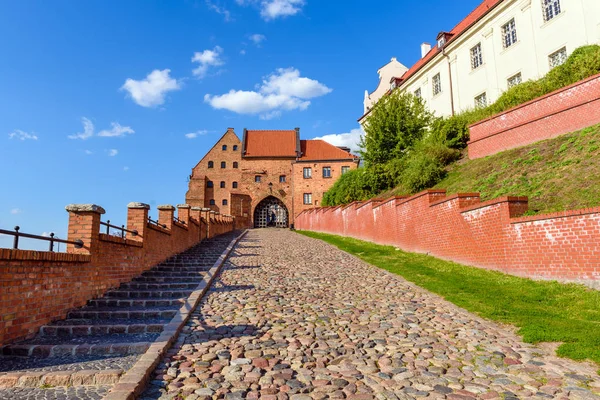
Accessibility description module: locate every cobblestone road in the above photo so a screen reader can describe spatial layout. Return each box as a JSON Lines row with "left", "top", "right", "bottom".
{"left": 143, "top": 229, "right": 600, "bottom": 400}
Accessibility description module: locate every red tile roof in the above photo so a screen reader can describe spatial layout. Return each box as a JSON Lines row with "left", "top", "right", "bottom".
{"left": 243, "top": 130, "right": 298, "bottom": 158}
{"left": 358, "top": 0, "right": 503, "bottom": 122}
{"left": 300, "top": 140, "right": 358, "bottom": 161}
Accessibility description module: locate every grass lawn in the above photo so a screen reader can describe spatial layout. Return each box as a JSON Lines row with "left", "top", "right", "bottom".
{"left": 297, "top": 230, "right": 600, "bottom": 372}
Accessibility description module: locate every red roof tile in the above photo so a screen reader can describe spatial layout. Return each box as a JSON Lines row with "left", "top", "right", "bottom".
{"left": 300, "top": 140, "right": 358, "bottom": 161}
{"left": 244, "top": 130, "right": 298, "bottom": 158}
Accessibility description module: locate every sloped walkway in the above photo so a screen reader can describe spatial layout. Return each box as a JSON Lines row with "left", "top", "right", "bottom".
{"left": 143, "top": 229, "right": 600, "bottom": 400}
{"left": 0, "top": 232, "right": 239, "bottom": 400}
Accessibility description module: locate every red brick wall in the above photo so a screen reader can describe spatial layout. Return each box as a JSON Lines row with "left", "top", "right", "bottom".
{"left": 468, "top": 73, "right": 600, "bottom": 159}
{"left": 296, "top": 190, "right": 600, "bottom": 289}
{"left": 0, "top": 203, "right": 234, "bottom": 346}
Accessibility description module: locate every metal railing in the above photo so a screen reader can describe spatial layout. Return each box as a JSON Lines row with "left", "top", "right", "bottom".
{"left": 100, "top": 220, "right": 138, "bottom": 239}
{"left": 0, "top": 226, "right": 83, "bottom": 252}
{"left": 173, "top": 217, "right": 186, "bottom": 225}
{"left": 147, "top": 217, "right": 167, "bottom": 229}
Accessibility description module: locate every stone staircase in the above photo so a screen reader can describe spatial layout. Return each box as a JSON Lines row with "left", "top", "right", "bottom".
{"left": 0, "top": 232, "right": 238, "bottom": 391}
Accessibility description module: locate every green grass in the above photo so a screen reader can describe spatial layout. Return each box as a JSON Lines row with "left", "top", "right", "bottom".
{"left": 431, "top": 124, "right": 600, "bottom": 214}
{"left": 297, "top": 230, "right": 600, "bottom": 372}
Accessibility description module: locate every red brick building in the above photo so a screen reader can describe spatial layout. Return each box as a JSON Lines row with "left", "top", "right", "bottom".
{"left": 185, "top": 128, "right": 360, "bottom": 228}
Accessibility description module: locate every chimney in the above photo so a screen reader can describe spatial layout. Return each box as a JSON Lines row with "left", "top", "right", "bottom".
{"left": 421, "top": 43, "right": 432, "bottom": 58}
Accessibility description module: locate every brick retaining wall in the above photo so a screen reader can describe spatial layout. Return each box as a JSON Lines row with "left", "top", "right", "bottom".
{"left": 295, "top": 191, "right": 600, "bottom": 288}
{"left": 467, "top": 73, "right": 600, "bottom": 159}
{"left": 0, "top": 203, "right": 235, "bottom": 346}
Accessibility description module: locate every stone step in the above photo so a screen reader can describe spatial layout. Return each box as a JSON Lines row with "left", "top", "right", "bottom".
{"left": 87, "top": 297, "right": 186, "bottom": 308}
{"left": 1, "top": 340, "right": 152, "bottom": 358}
{"left": 68, "top": 307, "right": 178, "bottom": 320}
{"left": 153, "top": 266, "right": 214, "bottom": 272}
{"left": 119, "top": 282, "right": 198, "bottom": 290}
{"left": 141, "top": 270, "right": 205, "bottom": 278}
{"left": 105, "top": 289, "right": 192, "bottom": 299}
{"left": 132, "top": 275, "right": 201, "bottom": 283}
{"left": 39, "top": 323, "right": 165, "bottom": 336}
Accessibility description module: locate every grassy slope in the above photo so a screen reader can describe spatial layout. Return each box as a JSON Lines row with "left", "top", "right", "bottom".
{"left": 297, "top": 230, "right": 600, "bottom": 372}
{"left": 430, "top": 124, "right": 600, "bottom": 214}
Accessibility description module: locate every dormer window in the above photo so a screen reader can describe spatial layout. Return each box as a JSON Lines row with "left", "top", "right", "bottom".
{"left": 437, "top": 37, "right": 446, "bottom": 48}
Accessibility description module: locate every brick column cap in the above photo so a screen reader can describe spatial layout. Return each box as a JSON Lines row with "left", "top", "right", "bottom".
{"left": 157, "top": 204, "right": 176, "bottom": 211}
{"left": 128, "top": 202, "right": 150, "bottom": 209}
{"left": 177, "top": 204, "right": 191, "bottom": 209}
{"left": 65, "top": 204, "right": 105, "bottom": 214}
{"left": 200, "top": 208, "right": 212, "bottom": 211}
{"left": 210, "top": 211, "right": 217, "bottom": 214}
{"left": 191, "top": 207, "right": 203, "bottom": 211}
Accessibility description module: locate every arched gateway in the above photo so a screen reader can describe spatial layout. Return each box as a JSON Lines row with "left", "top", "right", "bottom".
{"left": 253, "top": 196, "right": 289, "bottom": 228}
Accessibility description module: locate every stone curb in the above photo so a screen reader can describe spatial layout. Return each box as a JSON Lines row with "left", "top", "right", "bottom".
{"left": 0, "top": 369, "right": 123, "bottom": 389}
{"left": 102, "top": 230, "right": 249, "bottom": 400}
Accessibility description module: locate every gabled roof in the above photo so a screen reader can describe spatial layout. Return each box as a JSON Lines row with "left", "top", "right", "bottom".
{"left": 359, "top": 0, "right": 503, "bottom": 122}
{"left": 299, "top": 140, "right": 358, "bottom": 161}
{"left": 243, "top": 129, "right": 300, "bottom": 158}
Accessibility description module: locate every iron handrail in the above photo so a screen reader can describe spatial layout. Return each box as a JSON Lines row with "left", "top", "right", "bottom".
{"left": 173, "top": 217, "right": 186, "bottom": 225}
{"left": 147, "top": 217, "right": 167, "bottom": 229}
{"left": 0, "top": 226, "right": 83, "bottom": 252}
{"left": 100, "top": 220, "right": 138, "bottom": 239}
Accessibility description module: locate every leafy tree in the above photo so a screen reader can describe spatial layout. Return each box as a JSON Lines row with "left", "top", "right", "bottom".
{"left": 360, "top": 91, "right": 432, "bottom": 167}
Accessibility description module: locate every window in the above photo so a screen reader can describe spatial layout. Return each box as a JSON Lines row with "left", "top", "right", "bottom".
{"left": 322, "top": 167, "right": 332, "bottom": 178}
{"left": 303, "top": 193, "right": 312, "bottom": 205}
{"left": 207, "top": 181, "right": 214, "bottom": 188}
{"left": 542, "top": 0, "right": 561, "bottom": 22}
{"left": 255, "top": 175, "right": 261, "bottom": 183}
{"left": 221, "top": 161, "right": 226, "bottom": 169}
{"left": 437, "top": 37, "right": 446, "bottom": 48}
{"left": 341, "top": 166, "right": 350, "bottom": 175}
{"left": 501, "top": 19, "right": 517, "bottom": 48}
{"left": 279, "top": 175, "right": 286, "bottom": 183}
{"left": 222, "top": 145, "right": 227, "bottom": 151}
{"left": 209, "top": 199, "right": 215, "bottom": 206}
{"left": 222, "top": 199, "right": 228, "bottom": 206}
{"left": 232, "top": 181, "right": 238, "bottom": 189}
{"left": 432, "top": 73, "right": 442, "bottom": 96}
{"left": 507, "top": 73, "right": 522, "bottom": 88}
{"left": 470, "top": 43, "right": 483, "bottom": 69}
{"left": 549, "top": 47, "right": 567, "bottom": 68}
{"left": 233, "top": 162, "right": 239, "bottom": 169}
{"left": 475, "top": 92, "right": 488, "bottom": 108}
{"left": 233, "top": 145, "right": 238, "bottom": 151}
{"left": 414, "top": 88, "right": 422, "bottom": 99}
{"left": 303, "top": 167, "right": 312, "bottom": 179}
{"left": 208, "top": 161, "right": 214, "bottom": 169}
{"left": 220, "top": 181, "right": 226, "bottom": 188}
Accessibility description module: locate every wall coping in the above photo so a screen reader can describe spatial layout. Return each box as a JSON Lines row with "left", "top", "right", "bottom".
{"left": 0, "top": 248, "right": 91, "bottom": 263}
{"left": 460, "top": 196, "right": 528, "bottom": 213}
{"left": 511, "top": 205, "right": 600, "bottom": 224}
{"left": 373, "top": 196, "right": 409, "bottom": 209}
{"left": 177, "top": 204, "right": 191, "bottom": 209}
{"left": 395, "top": 189, "right": 447, "bottom": 208}
{"left": 430, "top": 193, "right": 480, "bottom": 208}
{"left": 99, "top": 234, "right": 143, "bottom": 247}
{"left": 356, "top": 198, "right": 384, "bottom": 210}
{"left": 341, "top": 201, "right": 362, "bottom": 211}
{"left": 173, "top": 221, "right": 189, "bottom": 230}
{"left": 157, "top": 205, "right": 175, "bottom": 211}
{"left": 127, "top": 202, "right": 150, "bottom": 210}
{"left": 65, "top": 204, "right": 105, "bottom": 214}
{"left": 147, "top": 223, "right": 171, "bottom": 235}
{"left": 468, "top": 72, "right": 600, "bottom": 131}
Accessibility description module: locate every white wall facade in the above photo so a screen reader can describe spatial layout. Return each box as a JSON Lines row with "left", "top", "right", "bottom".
{"left": 363, "top": 58, "right": 408, "bottom": 114}
{"left": 362, "top": 0, "right": 600, "bottom": 121}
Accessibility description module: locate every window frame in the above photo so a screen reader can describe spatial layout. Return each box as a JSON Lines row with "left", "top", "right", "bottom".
{"left": 303, "top": 193, "right": 313, "bottom": 205}
{"left": 322, "top": 166, "right": 332, "bottom": 179}
{"left": 303, "top": 167, "right": 312, "bottom": 179}
{"left": 207, "top": 161, "right": 214, "bottom": 169}
{"left": 432, "top": 73, "right": 442, "bottom": 96}
{"left": 233, "top": 145, "right": 238, "bottom": 151}
{"left": 501, "top": 18, "right": 518, "bottom": 49}
{"left": 341, "top": 166, "right": 350, "bottom": 175}
{"left": 507, "top": 72, "right": 522, "bottom": 88}
{"left": 209, "top": 199, "right": 215, "bottom": 206}
{"left": 222, "top": 145, "right": 227, "bottom": 151}
{"left": 220, "top": 181, "right": 226, "bottom": 188}
{"left": 207, "top": 181, "right": 214, "bottom": 188}
{"left": 470, "top": 43, "right": 483, "bottom": 70}
{"left": 548, "top": 47, "right": 567, "bottom": 69}
{"left": 232, "top": 181, "right": 238, "bottom": 189}
{"left": 474, "top": 92, "right": 488, "bottom": 108}
{"left": 220, "top": 161, "right": 226, "bottom": 169}
{"left": 255, "top": 175, "right": 261, "bottom": 183}
{"left": 279, "top": 175, "right": 286, "bottom": 183}
{"left": 222, "top": 199, "right": 228, "bottom": 206}
{"left": 414, "top": 88, "right": 422, "bottom": 99}
{"left": 542, "top": 0, "right": 561, "bottom": 22}
{"left": 233, "top": 161, "right": 239, "bottom": 169}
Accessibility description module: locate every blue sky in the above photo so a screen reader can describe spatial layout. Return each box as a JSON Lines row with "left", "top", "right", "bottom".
{"left": 0, "top": 0, "right": 483, "bottom": 249}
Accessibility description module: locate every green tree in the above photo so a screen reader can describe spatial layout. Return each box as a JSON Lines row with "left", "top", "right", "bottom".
{"left": 360, "top": 91, "right": 432, "bottom": 167}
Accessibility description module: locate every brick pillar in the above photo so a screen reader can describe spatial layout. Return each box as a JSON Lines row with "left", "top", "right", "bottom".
{"left": 157, "top": 205, "right": 175, "bottom": 230}
{"left": 127, "top": 202, "right": 150, "bottom": 242}
{"left": 201, "top": 208, "right": 211, "bottom": 238}
{"left": 177, "top": 204, "right": 191, "bottom": 225}
{"left": 65, "top": 204, "right": 105, "bottom": 256}
{"left": 210, "top": 211, "right": 217, "bottom": 237}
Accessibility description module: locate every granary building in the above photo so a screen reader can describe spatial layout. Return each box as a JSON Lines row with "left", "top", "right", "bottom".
{"left": 360, "top": 0, "right": 600, "bottom": 123}
{"left": 185, "top": 128, "right": 360, "bottom": 229}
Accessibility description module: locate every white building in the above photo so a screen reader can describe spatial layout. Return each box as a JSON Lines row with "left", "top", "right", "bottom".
{"left": 359, "top": 0, "right": 600, "bottom": 123}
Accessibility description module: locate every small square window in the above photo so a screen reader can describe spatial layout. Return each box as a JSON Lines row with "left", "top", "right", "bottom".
{"left": 232, "top": 181, "right": 238, "bottom": 189}
{"left": 475, "top": 92, "right": 488, "bottom": 108}
{"left": 208, "top": 161, "right": 214, "bottom": 169}
{"left": 501, "top": 19, "right": 517, "bottom": 48}
{"left": 470, "top": 43, "right": 483, "bottom": 70}
{"left": 543, "top": 0, "right": 561, "bottom": 22}
{"left": 255, "top": 176, "right": 261, "bottom": 183}
{"left": 221, "top": 161, "right": 226, "bottom": 169}
{"left": 322, "top": 167, "right": 332, "bottom": 178}
{"left": 222, "top": 145, "right": 227, "bottom": 151}
{"left": 222, "top": 199, "right": 228, "bottom": 206}
{"left": 233, "top": 145, "right": 238, "bottom": 151}
{"left": 209, "top": 199, "right": 215, "bottom": 206}
{"left": 207, "top": 181, "right": 214, "bottom": 188}
{"left": 432, "top": 73, "right": 442, "bottom": 96}
{"left": 279, "top": 175, "right": 286, "bottom": 183}
{"left": 220, "top": 181, "right": 226, "bottom": 188}
{"left": 303, "top": 167, "right": 312, "bottom": 179}
{"left": 341, "top": 166, "right": 350, "bottom": 175}
{"left": 303, "top": 193, "right": 312, "bottom": 205}
{"left": 549, "top": 47, "right": 567, "bottom": 69}
{"left": 507, "top": 73, "right": 522, "bottom": 88}
{"left": 414, "top": 88, "right": 422, "bottom": 99}
{"left": 233, "top": 162, "right": 239, "bottom": 169}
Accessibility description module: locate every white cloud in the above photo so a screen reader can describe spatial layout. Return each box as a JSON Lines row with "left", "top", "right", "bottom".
{"left": 98, "top": 122, "right": 135, "bottom": 138}
{"left": 240, "top": 49, "right": 247, "bottom": 55}
{"left": 206, "top": 0, "right": 232, "bottom": 21}
{"left": 204, "top": 67, "right": 331, "bottom": 119}
{"left": 68, "top": 117, "right": 95, "bottom": 140}
{"left": 10, "top": 208, "right": 22, "bottom": 215}
{"left": 185, "top": 130, "right": 209, "bottom": 139}
{"left": 260, "top": 0, "right": 305, "bottom": 20}
{"left": 249, "top": 34, "right": 266, "bottom": 46}
{"left": 192, "top": 47, "right": 225, "bottom": 78}
{"left": 84, "top": 150, "right": 93, "bottom": 155}
{"left": 121, "top": 69, "right": 181, "bottom": 108}
{"left": 108, "top": 149, "right": 118, "bottom": 157}
{"left": 123, "top": 166, "right": 130, "bottom": 171}
{"left": 41, "top": 232, "right": 51, "bottom": 237}
{"left": 8, "top": 130, "right": 38, "bottom": 141}
{"left": 313, "top": 127, "right": 364, "bottom": 154}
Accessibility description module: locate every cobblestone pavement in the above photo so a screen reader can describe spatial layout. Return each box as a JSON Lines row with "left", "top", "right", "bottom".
{"left": 143, "top": 229, "right": 600, "bottom": 400}
{"left": 0, "top": 385, "right": 110, "bottom": 400}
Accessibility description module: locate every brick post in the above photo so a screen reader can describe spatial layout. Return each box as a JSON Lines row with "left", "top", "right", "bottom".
{"left": 201, "top": 208, "right": 211, "bottom": 238}
{"left": 127, "top": 202, "right": 150, "bottom": 242}
{"left": 157, "top": 205, "right": 175, "bottom": 230}
{"left": 210, "top": 211, "right": 217, "bottom": 237}
{"left": 177, "top": 204, "right": 191, "bottom": 225}
{"left": 65, "top": 204, "right": 105, "bottom": 256}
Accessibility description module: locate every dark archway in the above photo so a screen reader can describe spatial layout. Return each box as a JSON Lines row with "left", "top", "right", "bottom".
{"left": 253, "top": 196, "right": 289, "bottom": 228}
